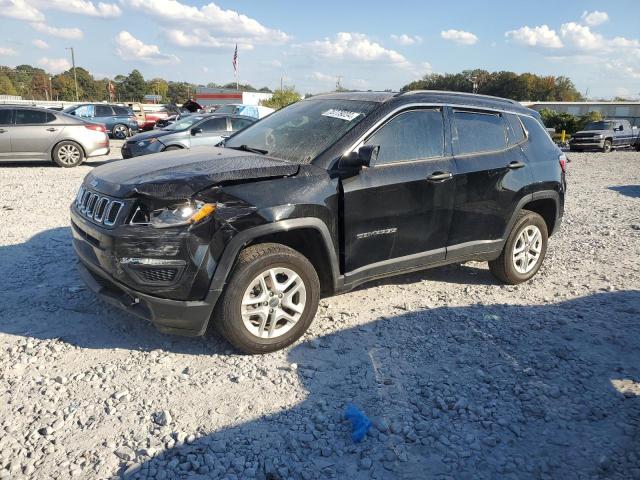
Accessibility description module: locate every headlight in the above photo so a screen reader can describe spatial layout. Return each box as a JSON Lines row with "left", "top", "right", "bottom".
{"left": 149, "top": 200, "right": 216, "bottom": 229}
{"left": 137, "top": 138, "right": 158, "bottom": 147}
{"left": 595, "top": 134, "right": 605, "bottom": 139}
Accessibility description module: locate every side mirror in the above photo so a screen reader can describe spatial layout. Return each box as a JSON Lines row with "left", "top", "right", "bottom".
{"left": 340, "top": 145, "right": 379, "bottom": 170}
{"left": 191, "top": 127, "right": 203, "bottom": 136}
{"left": 618, "top": 125, "right": 624, "bottom": 131}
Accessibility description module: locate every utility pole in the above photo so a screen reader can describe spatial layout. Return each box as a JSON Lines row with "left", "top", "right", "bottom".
{"left": 470, "top": 75, "right": 478, "bottom": 94}
{"left": 280, "top": 76, "right": 283, "bottom": 91}
{"left": 336, "top": 75, "right": 343, "bottom": 91}
{"left": 66, "top": 47, "right": 79, "bottom": 101}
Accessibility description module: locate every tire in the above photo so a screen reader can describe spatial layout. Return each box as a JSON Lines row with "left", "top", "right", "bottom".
{"left": 602, "top": 139, "right": 612, "bottom": 153}
{"left": 569, "top": 147, "right": 581, "bottom": 152}
{"left": 52, "top": 141, "right": 84, "bottom": 168}
{"left": 489, "top": 210, "right": 548, "bottom": 285}
{"left": 635, "top": 143, "right": 640, "bottom": 152}
{"left": 214, "top": 243, "right": 320, "bottom": 354}
{"left": 112, "top": 124, "right": 129, "bottom": 139}
{"left": 163, "top": 145, "right": 182, "bottom": 152}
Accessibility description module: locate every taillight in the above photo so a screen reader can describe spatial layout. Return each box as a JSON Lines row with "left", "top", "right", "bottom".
{"left": 85, "top": 124, "right": 106, "bottom": 133}
{"left": 558, "top": 153, "right": 567, "bottom": 173}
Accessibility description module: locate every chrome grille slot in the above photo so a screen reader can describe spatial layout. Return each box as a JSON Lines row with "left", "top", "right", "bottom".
{"left": 94, "top": 197, "right": 109, "bottom": 222}
{"left": 104, "top": 201, "right": 123, "bottom": 226}
{"left": 74, "top": 187, "right": 126, "bottom": 228}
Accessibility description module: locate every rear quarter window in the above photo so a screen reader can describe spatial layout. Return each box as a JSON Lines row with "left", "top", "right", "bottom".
{"left": 519, "top": 114, "right": 559, "bottom": 163}
{"left": 505, "top": 113, "right": 526, "bottom": 145}
{"left": 454, "top": 110, "right": 507, "bottom": 154}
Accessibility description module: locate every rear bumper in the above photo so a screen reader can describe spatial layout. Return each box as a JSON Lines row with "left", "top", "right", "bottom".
{"left": 87, "top": 146, "right": 110, "bottom": 158}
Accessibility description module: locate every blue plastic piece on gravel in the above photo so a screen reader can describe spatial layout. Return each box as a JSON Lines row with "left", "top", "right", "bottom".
{"left": 344, "top": 404, "right": 372, "bottom": 442}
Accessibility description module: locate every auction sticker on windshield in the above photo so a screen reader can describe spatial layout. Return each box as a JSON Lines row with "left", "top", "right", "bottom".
{"left": 321, "top": 109, "right": 361, "bottom": 121}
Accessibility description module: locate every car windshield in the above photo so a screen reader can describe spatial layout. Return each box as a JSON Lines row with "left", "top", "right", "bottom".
{"left": 584, "top": 121, "right": 614, "bottom": 130}
{"left": 224, "top": 99, "right": 379, "bottom": 163}
{"left": 162, "top": 115, "right": 206, "bottom": 131}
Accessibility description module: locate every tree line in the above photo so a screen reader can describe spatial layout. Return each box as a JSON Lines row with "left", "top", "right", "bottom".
{"left": 401, "top": 69, "right": 584, "bottom": 102}
{"left": 0, "top": 64, "right": 272, "bottom": 103}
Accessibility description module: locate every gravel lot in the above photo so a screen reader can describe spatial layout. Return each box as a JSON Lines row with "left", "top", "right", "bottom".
{"left": 0, "top": 145, "right": 639, "bottom": 480}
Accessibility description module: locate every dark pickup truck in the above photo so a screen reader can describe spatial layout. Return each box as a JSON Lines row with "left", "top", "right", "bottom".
{"left": 71, "top": 91, "right": 566, "bottom": 353}
{"left": 570, "top": 119, "right": 640, "bottom": 152}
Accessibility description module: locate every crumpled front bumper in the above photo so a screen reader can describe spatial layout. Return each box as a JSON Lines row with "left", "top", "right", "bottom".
{"left": 76, "top": 259, "right": 214, "bottom": 336}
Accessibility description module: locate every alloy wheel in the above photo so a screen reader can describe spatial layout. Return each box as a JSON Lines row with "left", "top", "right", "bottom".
{"left": 113, "top": 125, "right": 128, "bottom": 139}
{"left": 57, "top": 144, "right": 81, "bottom": 165}
{"left": 512, "top": 225, "right": 542, "bottom": 274}
{"left": 241, "top": 267, "right": 307, "bottom": 339}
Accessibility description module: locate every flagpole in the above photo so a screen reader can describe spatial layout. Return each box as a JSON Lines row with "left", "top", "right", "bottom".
{"left": 236, "top": 55, "right": 239, "bottom": 91}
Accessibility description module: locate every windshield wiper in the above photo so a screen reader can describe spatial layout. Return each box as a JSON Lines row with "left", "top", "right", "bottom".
{"left": 228, "top": 144, "right": 269, "bottom": 155}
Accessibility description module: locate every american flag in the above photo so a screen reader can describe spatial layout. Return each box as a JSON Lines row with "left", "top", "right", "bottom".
{"left": 232, "top": 44, "right": 238, "bottom": 75}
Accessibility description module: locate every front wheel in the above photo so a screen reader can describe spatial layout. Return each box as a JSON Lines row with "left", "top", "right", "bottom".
{"left": 214, "top": 243, "right": 320, "bottom": 354}
{"left": 489, "top": 210, "right": 548, "bottom": 284}
{"left": 602, "top": 139, "right": 612, "bottom": 153}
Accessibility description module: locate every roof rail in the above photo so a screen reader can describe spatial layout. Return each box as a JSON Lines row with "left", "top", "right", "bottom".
{"left": 398, "top": 90, "right": 520, "bottom": 106}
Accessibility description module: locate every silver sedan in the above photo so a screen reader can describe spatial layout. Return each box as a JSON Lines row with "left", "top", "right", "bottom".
{"left": 0, "top": 106, "right": 110, "bottom": 167}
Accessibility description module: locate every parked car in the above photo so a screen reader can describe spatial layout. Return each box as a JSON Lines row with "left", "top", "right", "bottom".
{"left": 71, "top": 91, "right": 566, "bottom": 353}
{"left": 213, "top": 104, "right": 274, "bottom": 119}
{"left": 63, "top": 103, "right": 139, "bottom": 139}
{"left": 569, "top": 119, "right": 640, "bottom": 152}
{"left": 0, "top": 105, "right": 109, "bottom": 167}
{"left": 121, "top": 114, "right": 256, "bottom": 158}
{"left": 126, "top": 102, "right": 170, "bottom": 132}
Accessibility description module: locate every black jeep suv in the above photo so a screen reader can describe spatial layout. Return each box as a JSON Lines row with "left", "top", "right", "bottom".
{"left": 70, "top": 91, "right": 566, "bottom": 353}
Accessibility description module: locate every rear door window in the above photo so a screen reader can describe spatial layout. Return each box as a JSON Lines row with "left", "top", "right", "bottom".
{"left": 230, "top": 118, "right": 254, "bottom": 131}
{"left": 95, "top": 105, "right": 114, "bottom": 117}
{"left": 200, "top": 117, "right": 227, "bottom": 132}
{"left": 0, "top": 109, "right": 12, "bottom": 125}
{"left": 364, "top": 109, "right": 445, "bottom": 164}
{"left": 454, "top": 110, "right": 507, "bottom": 154}
{"left": 113, "top": 106, "right": 130, "bottom": 116}
{"left": 15, "top": 110, "right": 54, "bottom": 124}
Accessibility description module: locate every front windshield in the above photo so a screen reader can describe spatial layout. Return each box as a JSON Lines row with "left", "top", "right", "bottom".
{"left": 163, "top": 115, "right": 206, "bottom": 131}
{"left": 224, "top": 99, "right": 379, "bottom": 163}
{"left": 584, "top": 121, "right": 613, "bottom": 130}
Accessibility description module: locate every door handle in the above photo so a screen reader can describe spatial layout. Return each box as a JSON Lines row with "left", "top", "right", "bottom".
{"left": 427, "top": 171, "right": 453, "bottom": 182}
{"left": 46, "top": 127, "right": 58, "bottom": 132}
{"left": 0, "top": 128, "right": 6, "bottom": 133}
{"left": 507, "top": 161, "right": 525, "bottom": 169}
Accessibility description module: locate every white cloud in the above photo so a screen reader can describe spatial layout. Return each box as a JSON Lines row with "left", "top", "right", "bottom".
{"left": 37, "top": 57, "right": 71, "bottom": 73}
{"left": 164, "top": 29, "right": 252, "bottom": 50}
{"left": 31, "top": 22, "right": 83, "bottom": 39}
{"left": 0, "top": 0, "right": 45, "bottom": 21}
{"left": 32, "top": 39, "right": 49, "bottom": 49}
{"left": 311, "top": 71, "right": 335, "bottom": 83}
{"left": 390, "top": 34, "right": 422, "bottom": 46}
{"left": 441, "top": 29, "right": 478, "bottom": 45}
{"left": 123, "top": 0, "right": 288, "bottom": 44}
{"left": 115, "top": 31, "right": 179, "bottom": 65}
{"left": 35, "top": 0, "right": 121, "bottom": 17}
{"left": 307, "top": 32, "right": 407, "bottom": 64}
{"left": 559, "top": 22, "right": 603, "bottom": 51}
{"left": 505, "top": 25, "right": 563, "bottom": 49}
{"left": 581, "top": 10, "right": 608, "bottom": 27}
{"left": 0, "top": 47, "right": 18, "bottom": 56}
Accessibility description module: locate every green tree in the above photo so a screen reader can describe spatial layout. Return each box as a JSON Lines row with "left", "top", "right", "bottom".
{"left": 260, "top": 86, "right": 301, "bottom": 109}
{"left": 167, "top": 81, "right": 195, "bottom": 103}
{"left": 0, "top": 74, "right": 17, "bottom": 95}
{"left": 147, "top": 78, "right": 168, "bottom": 101}
{"left": 120, "top": 69, "right": 146, "bottom": 101}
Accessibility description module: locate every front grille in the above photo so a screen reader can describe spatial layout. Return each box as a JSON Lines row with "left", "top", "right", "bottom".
{"left": 138, "top": 268, "right": 178, "bottom": 283}
{"left": 75, "top": 186, "right": 124, "bottom": 227}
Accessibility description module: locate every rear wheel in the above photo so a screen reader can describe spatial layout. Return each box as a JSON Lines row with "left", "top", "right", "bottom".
{"left": 489, "top": 210, "right": 548, "bottom": 284}
{"left": 112, "top": 124, "right": 129, "bottom": 139}
{"left": 214, "top": 243, "right": 320, "bottom": 354}
{"left": 52, "top": 141, "right": 84, "bottom": 168}
{"left": 602, "top": 139, "right": 612, "bottom": 153}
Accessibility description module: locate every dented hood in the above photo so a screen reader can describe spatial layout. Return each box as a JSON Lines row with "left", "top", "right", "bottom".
{"left": 85, "top": 146, "right": 299, "bottom": 200}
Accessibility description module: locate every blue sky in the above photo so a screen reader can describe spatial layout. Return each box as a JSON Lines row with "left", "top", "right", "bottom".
{"left": 1, "top": 0, "right": 639, "bottom": 98}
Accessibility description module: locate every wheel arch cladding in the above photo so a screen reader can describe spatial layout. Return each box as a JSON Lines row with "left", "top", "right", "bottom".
{"left": 248, "top": 227, "right": 335, "bottom": 295}
{"left": 523, "top": 198, "right": 557, "bottom": 236}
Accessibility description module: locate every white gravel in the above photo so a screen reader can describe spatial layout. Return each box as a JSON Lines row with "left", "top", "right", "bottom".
{"left": 1, "top": 146, "right": 639, "bottom": 480}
